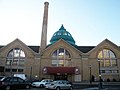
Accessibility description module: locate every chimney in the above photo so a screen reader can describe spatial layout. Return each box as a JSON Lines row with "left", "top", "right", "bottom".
{"left": 39, "top": 2, "right": 49, "bottom": 53}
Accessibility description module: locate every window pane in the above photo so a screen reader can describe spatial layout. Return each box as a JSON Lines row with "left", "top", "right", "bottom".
{"left": 105, "top": 60, "right": 110, "bottom": 67}
{"left": 112, "top": 70, "right": 118, "bottom": 73}
{"left": 6, "top": 48, "right": 25, "bottom": 72}
{"left": 52, "top": 60, "right": 58, "bottom": 65}
{"left": 14, "top": 49, "right": 20, "bottom": 57}
{"left": 6, "top": 61, "right": 12, "bottom": 65}
{"left": 98, "top": 51, "right": 103, "bottom": 58}
{"left": 19, "top": 60, "right": 25, "bottom": 65}
{"left": 8, "top": 51, "right": 13, "bottom": 58}
{"left": 109, "top": 51, "right": 115, "bottom": 58}
{"left": 101, "top": 70, "right": 105, "bottom": 73}
{"left": 20, "top": 50, "right": 25, "bottom": 57}
{"left": 12, "top": 59, "right": 19, "bottom": 65}
{"left": 103, "top": 49, "right": 109, "bottom": 58}
{"left": 100, "top": 60, "right": 104, "bottom": 67}
{"left": 18, "top": 69, "right": 23, "bottom": 72}
{"left": 12, "top": 69, "right": 17, "bottom": 72}
{"left": 111, "top": 60, "right": 117, "bottom": 66}
{"left": 5, "top": 69, "right": 11, "bottom": 72}
{"left": 52, "top": 48, "right": 71, "bottom": 67}
{"left": 59, "top": 60, "right": 64, "bottom": 65}
{"left": 59, "top": 48, "right": 64, "bottom": 54}
{"left": 98, "top": 49, "right": 117, "bottom": 67}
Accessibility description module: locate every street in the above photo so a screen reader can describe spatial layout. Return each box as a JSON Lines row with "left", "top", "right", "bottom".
{"left": 18, "top": 82, "right": 120, "bottom": 90}
{"left": 19, "top": 87, "right": 79, "bottom": 90}
{"left": 19, "top": 85, "right": 120, "bottom": 90}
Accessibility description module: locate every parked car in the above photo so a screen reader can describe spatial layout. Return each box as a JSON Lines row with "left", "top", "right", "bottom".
{"left": 13, "top": 74, "right": 27, "bottom": 80}
{"left": 0, "top": 77, "right": 31, "bottom": 90}
{"left": 45, "top": 80, "right": 73, "bottom": 90}
{"left": 31, "top": 79, "right": 53, "bottom": 88}
{"left": 59, "top": 80, "right": 72, "bottom": 85}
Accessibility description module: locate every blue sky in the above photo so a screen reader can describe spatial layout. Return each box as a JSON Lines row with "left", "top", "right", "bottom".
{"left": 0, "top": 0, "right": 120, "bottom": 46}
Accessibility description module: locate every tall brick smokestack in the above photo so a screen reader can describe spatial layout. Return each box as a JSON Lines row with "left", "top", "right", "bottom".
{"left": 39, "top": 2, "right": 49, "bottom": 53}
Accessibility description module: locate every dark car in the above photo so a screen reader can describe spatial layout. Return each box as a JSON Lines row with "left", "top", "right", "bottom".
{"left": 0, "top": 77, "right": 31, "bottom": 90}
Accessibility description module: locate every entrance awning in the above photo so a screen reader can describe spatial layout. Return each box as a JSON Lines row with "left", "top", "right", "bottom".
{"left": 43, "top": 67, "right": 80, "bottom": 75}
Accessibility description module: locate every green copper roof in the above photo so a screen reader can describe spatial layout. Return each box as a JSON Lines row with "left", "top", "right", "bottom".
{"left": 50, "top": 25, "right": 76, "bottom": 45}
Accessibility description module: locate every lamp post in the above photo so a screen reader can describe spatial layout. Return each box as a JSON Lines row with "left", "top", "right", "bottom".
{"left": 89, "top": 65, "right": 92, "bottom": 84}
{"left": 10, "top": 60, "right": 13, "bottom": 76}
{"left": 98, "top": 59, "right": 102, "bottom": 89}
{"left": 30, "top": 66, "right": 32, "bottom": 80}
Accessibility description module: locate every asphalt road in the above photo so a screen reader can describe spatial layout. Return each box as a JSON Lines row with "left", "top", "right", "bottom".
{"left": 19, "top": 88, "right": 80, "bottom": 90}
{"left": 19, "top": 82, "right": 120, "bottom": 90}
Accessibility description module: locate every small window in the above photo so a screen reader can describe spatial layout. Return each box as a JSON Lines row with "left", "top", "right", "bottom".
{"left": 68, "top": 33, "right": 71, "bottom": 36}
{"left": 18, "top": 69, "right": 23, "bottom": 72}
{"left": 5, "top": 69, "right": 11, "bottom": 72}
{"left": 63, "top": 32, "right": 67, "bottom": 35}
{"left": 58, "top": 33, "right": 61, "bottom": 35}
{"left": 12, "top": 69, "right": 17, "bottom": 72}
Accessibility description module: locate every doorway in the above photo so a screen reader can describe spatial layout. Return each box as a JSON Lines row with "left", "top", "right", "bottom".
{"left": 54, "top": 74, "right": 67, "bottom": 80}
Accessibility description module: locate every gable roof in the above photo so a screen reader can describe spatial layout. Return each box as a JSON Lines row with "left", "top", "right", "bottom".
{"left": 0, "top": 45, "right": 99, "bottom": 53}
{"left": 46, "top": 39, "right": 94, "bottom": 54}
{"left": 0, "top": 46, "right": 4, "bottom": 49}
{"left": 1, "top": 45, "right": 120, "bottom": 53}
{"left": 28, "top": 46, "right": 39, "bottom": 53}
{"left": 0, "top": 45, "right": 39, "bottom": 53}
{"left": 0, "top": 38, "right": 38, "bottom": 55}
{"left": 86, "top": 39, "right": 120, "bottom": 55}
{"left": 0, "top": 39, "right": 119, "bottom": 54}
{"left": 74, "top": 46, "right": 95, "bottom": 53}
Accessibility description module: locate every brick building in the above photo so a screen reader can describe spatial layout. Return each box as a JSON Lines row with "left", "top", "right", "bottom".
{"left": 0, "top": 2, "right": 120, "bottom": 82}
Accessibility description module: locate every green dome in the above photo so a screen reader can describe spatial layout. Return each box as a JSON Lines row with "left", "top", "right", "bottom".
{"left": 50, "top": 25, "right": 76, "bottom": 45}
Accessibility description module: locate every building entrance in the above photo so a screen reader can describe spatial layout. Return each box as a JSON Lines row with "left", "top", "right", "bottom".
{"left": 54, "top": 74, "right": 67, "bottom": 80}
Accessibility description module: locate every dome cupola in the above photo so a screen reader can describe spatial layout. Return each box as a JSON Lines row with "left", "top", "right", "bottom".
{"left": 50, "top": 25, "right": 75, "bottom": 45}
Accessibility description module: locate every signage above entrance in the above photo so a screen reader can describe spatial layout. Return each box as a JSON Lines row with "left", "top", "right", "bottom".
{"left": 42, "top": 67, "right": 80, "bottom": 75}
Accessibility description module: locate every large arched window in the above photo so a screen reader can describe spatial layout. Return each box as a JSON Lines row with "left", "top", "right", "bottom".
{"left": 6, "top": 48, "right": 25, "bottom": 66}
{"left": 52, "top": 48, "right": 71, "bottom": 67}
{"left": 97, "top": 49, "right": 117, "bottom": 67}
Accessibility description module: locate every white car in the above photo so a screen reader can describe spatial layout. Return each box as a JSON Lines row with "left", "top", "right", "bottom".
{"left": 31, "top": 79, "right": 53, "bottom": 88}
{"left": 45, "top": 80, "right": 73, "bottom": 90}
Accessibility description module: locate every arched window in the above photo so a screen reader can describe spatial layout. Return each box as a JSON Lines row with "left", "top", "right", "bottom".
{"left": 6, "top": 48, "right": 25, "bottom": 66}
{"left": 97, "top": 49, "right": 117, "bottom": 67}
{"left": 52, "top": 48, "right": 71, "bottom": 67}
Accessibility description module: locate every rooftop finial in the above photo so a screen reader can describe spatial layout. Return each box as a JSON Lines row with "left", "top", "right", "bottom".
{"left": 59, "top": 24, "right": 66, "bottom": 31}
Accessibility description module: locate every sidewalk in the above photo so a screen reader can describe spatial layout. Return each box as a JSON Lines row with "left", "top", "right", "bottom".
{"left": 73, "top": 82, "right": 120, "bottom": 90}
{"left": 81, "top": 87, "right": 104, "bottom": 90}
{"left": 73, "top": 81, "right": 120, "bottom": 86}
{"left": 81, "top": 87, "right": 120, "bottom": 90}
